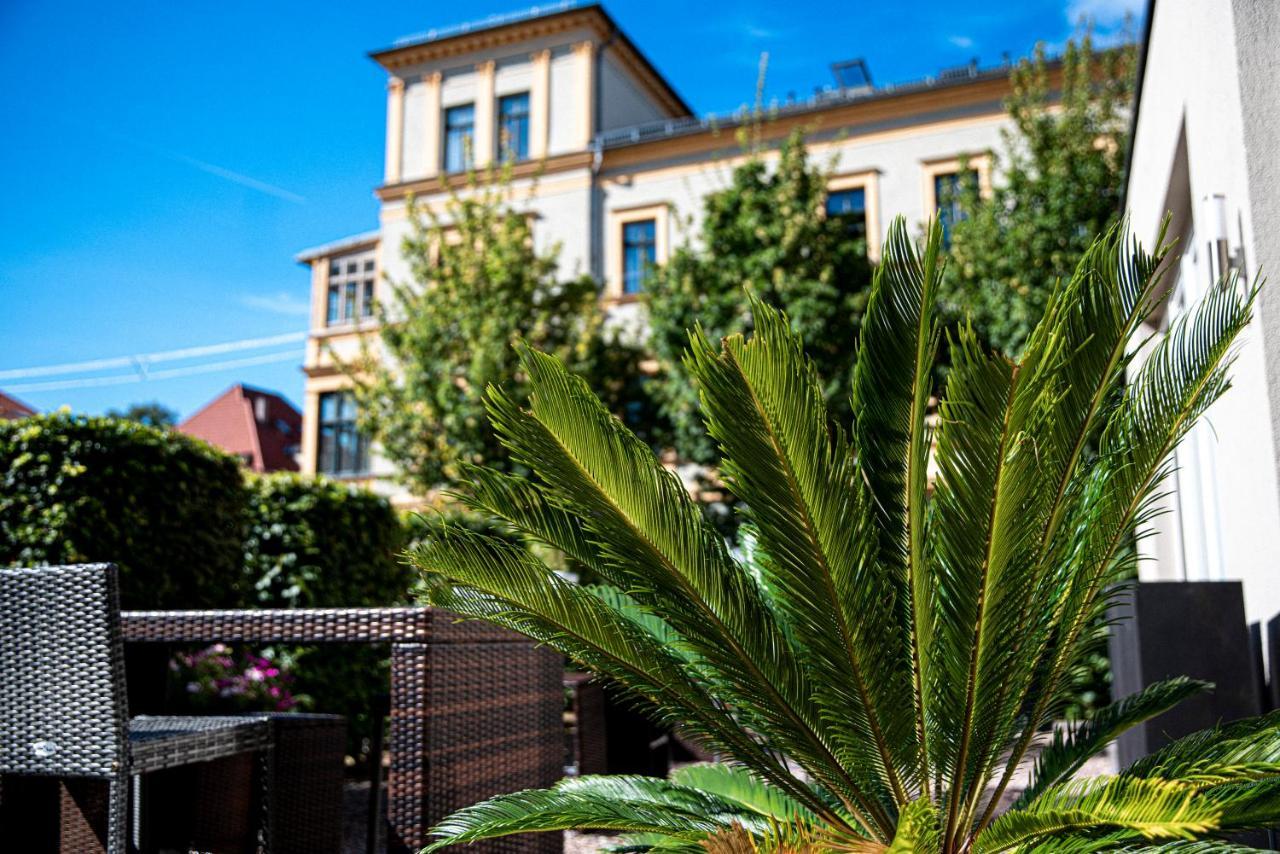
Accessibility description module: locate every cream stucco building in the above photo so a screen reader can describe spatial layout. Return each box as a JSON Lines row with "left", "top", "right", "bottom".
{"left": 295, "top": 1, "right": 1040, "bottom": 503}
{"left": 1124, "top": 0, "right": 1280, "bottom": 632}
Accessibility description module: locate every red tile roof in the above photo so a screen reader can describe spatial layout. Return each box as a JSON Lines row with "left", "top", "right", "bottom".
{"left": 0, "top": 390, "right": 35, "bottom": 421}
{"left": 178, "top": 384, "right": 302, "bottom": 472}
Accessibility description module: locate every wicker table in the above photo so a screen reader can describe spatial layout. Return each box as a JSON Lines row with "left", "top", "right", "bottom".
{"left": 122, "top": 608, "right": 564, "bottom": 854}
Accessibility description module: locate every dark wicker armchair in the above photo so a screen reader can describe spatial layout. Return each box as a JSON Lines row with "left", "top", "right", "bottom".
{"left": 0, "top": 564, "right": 276, "bottom": 852}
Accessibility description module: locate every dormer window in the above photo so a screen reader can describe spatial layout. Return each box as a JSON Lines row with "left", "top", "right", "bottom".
{"left": 498, "top": 92, "right": 530, "bottom": 162}
{"left": 444, "top": 103, "right": 475, "bottom": 173}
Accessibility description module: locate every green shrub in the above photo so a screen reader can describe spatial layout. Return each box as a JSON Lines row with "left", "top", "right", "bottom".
{"left": 242, "top": 472, "right": 411, "bottom": 757}
{"left": 243, "top": 472, "right": 409, "bottom": 608}
{"left": 0, "top": 412, "right": 245, "bottom": 609}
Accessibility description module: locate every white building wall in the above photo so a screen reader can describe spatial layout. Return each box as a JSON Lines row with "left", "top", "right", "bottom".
{"left": 400, "top": 78, "right": 429, "bottom": 179}
{"left": 598, "top": 53, "right": 668, "bottom": 130}
{"left": 392, "top": 28, "right": 601, "bottom": 177}
{"left": 547, "top": 46, "right": 580, "bottom": 155}
{"left": 599, "top": 113, "right": 1010, "bottom": 259}
{"left": 376, "top": 170, "right": 594, "bottom": 288}
{"left": 494, "top": 56, "right": 533, "bottom": 96}
{"left": 1126, "top": 0, "right": 1280, "bottom": 627}
{"left": 439, "top": 65, "right": 477, "bottom": 107}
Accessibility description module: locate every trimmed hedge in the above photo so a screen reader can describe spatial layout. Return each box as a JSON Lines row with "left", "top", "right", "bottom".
{"left": 243, "top": 472, "right": 409, "bottom": 608}
{"left": 1, "top": 415, "right": 415, "bottom": 754}
{"left": 0, "top": 412, "right": 246, "bottom": 609}
{"left": 242, "top": 473, "right": 411, "bottom": 755}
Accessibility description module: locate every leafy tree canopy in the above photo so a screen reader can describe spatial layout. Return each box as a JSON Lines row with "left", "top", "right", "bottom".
{"left": 348, "top": 170, "right": 650, "bottom": 498}
{"left": 645, "top": 128, "right": 873, "bottom": 463}
{"left": 107, "top": 401, "right": 178, "bottom": 428}
{"left": 942, "top": 35, "right": 1136, "bottom": 357}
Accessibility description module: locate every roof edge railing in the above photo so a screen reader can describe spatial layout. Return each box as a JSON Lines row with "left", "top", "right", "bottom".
{"left": 391, "top": 0, "right": 585, "bottom": 48}
{"left": 594, "top": 58, "right": 1024, "bottom": 151}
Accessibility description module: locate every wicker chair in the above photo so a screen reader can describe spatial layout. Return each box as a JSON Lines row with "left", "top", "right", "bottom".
{"left": 0, "top": 563, "right": 274, "bottom": 853}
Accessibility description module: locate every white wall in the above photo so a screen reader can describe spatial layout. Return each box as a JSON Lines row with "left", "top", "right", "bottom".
{"left": 1126, "top": 0, "right": 1280, "bottom": 627}
{"left": 375, "top": 168, "right": 594, "bottom": 288}
{"left": 393, "top": 27, "right": 600, "bottom": 178}
{"left": 547, "top": 45, "right": 579, "bottom": 155}
{"left": 598, "top": 52, "right": 667, "bottom": 131}
{"left": 599, "top": 111, "right": 1010, "bottom": 256}
{"left": 400, "top": 77, "right": 429, "bottom": 178}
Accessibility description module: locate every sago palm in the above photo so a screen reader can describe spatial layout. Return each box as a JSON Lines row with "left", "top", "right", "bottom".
{"left": 410, "top": 218, "right": 1280, "bottom": 852}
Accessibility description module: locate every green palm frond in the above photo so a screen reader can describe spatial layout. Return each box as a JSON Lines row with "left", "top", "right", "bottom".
{"left": 669, "top": 763, "right": 817, "bottom": 822}
{"left": 458, "top": 464, "right": 604, "bottom": 566}
{"left": 487, "top": 343, "right": 889, "bottom": 833}
{"left": 886, "top": 798, "right": 941, "bottom": 853}
{"left": 411, "top": 215, "right": 1275, "bottom": 854}
{"left": 424, "top": 775, "right": 775, "bottom": 852}
{"left": 1017, "top": 677, "right": 1211, "bottom": 807}
{"left": 412, "top": 526, "right": 837, "bottom": 821}
{"left": 1123, "top": 710, "right": 1280, "bottom": 785}
{"left": 1017, "top": 838, "right": 1276, "bottom": 853}
{"left": 688, "top": 293, "right": 915, "bottom": 806}
{"left": 588, "top": 584, "right": 691, "bottom": 660}
{"left": 974, "top": 776, "right": 1222, "bottom": 852}
{"left": 851, "top": 220, "right": 943, "bottom": 787}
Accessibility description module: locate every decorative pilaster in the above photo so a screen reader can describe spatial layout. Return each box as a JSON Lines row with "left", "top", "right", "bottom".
{"left": 574, "top": 41, "right": 597, "bottom": 149}
{"left": 421, "top": 71, "right": 443, "bottom": 177}
{"left": 529, "top": 49, "right": 551, "bottom": 159}
{"left": 473, "top": 60, "right": 496, "bottom": 168}
{"left": 384, "top": 77, "right": 405, "bottom": 184}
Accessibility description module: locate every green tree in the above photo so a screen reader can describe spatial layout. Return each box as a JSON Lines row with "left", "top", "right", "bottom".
{"left": 347, "top": 171, "right": 644, "bottom": 497}
{"left": 645, "top": 129, "right": 873, "bottom": 463}
{"left": 107, "top": 401, "right": 178, "bottom": 428}
{"left": 942, "top": 35, "right": 1136, "bottom": 357}
{"left": 411, "top": 219, "right": 1280, "bottom": 852}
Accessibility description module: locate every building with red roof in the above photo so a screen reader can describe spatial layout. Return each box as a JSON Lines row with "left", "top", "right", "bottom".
{"left": 0, "top": 391, "right": 35, "bottom": 421}
{"left": 178, "top": 384, "right": 302, "bottom": 472}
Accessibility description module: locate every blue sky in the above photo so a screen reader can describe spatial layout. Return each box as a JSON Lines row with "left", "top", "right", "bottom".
{"left": 0, "top": 0, "right": 1140, "bottom": 419}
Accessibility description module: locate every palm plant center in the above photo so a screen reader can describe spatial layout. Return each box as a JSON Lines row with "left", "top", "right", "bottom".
{"left": 412, "top": 218, "right": 1279, "bottom": 853}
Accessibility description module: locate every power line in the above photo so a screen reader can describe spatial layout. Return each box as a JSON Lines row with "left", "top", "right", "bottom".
{"left": 3, "top": 350, "right": 304, "bottom": 393}
{"left": 0, "top": 331, "right": 307, "bottom": 381}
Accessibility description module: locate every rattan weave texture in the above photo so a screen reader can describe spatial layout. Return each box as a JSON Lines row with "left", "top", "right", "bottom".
{"left": 122, "top": 607, "right": 565, "bottom": 854}
{"left": 0, "top": 564, "right": 129, "bottom": 780}
{"left": 129, "top": 716, "right": 272, "bottom": 773}
{"left": 0, "top": 564, "right": 276, "bottom": 853}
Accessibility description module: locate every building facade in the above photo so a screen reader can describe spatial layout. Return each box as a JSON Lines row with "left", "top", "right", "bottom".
{"left": 296, "top": 1, "right": 1040, "bottom": 503}
{"left": 1124, "top": 0, "right": 1280, "bottom": 631}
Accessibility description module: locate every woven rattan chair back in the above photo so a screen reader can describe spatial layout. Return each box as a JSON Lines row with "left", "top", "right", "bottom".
{"left": 0, "top": 563, "right": 129, "bottom": 779}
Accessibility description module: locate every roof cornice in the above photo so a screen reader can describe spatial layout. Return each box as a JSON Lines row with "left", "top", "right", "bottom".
{"left": 371, "top": 8, "right": 608, "bottom": 69}
{"left": 369, "top": 4, "right": 691, "bottom": 119}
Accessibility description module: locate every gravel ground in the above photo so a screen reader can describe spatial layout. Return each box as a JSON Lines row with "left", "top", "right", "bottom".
{"left": 565, "top": 831, "right": 623, "bottom": 854}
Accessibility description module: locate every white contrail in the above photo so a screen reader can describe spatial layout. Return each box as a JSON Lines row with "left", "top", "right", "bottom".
{"left": 3, "top": 350, "right": 304, "bottom": 393}
{"left": 55, "top": 117, "right": 307, "bottom": 204}
{"left": 0, "top": 331, "right": 307, "bottom": 381}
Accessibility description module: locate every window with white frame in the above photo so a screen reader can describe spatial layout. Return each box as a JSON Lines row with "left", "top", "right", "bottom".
{"left": 497, "top": 92, "right": 530, "bottom": 162}
{"left": 325, "top": 251, "right": 376, "bottom": 327}
{"left": 444, "top": 103, "right": 475, "bottom": 173}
